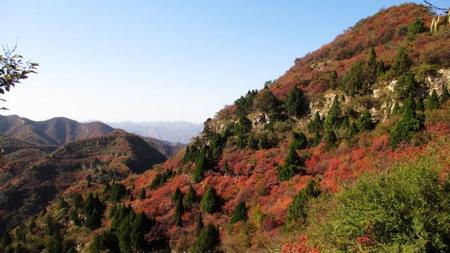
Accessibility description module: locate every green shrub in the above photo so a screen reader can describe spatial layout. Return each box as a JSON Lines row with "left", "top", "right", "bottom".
{"left": 320, "top": 158, "right": 450, "bottom": 252}
{"left": 407, "top": 18, "right": 426, "bottom": 40}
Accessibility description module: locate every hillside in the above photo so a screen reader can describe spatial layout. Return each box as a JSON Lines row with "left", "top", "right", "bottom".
{"left": 2, "top": 3, "right": 450, "bottom": 253}
{"left": 0, "top": 131, "right": 166, "bottom": 233}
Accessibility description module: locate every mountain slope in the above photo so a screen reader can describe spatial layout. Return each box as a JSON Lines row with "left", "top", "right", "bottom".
{"left": 2, "top": 3, "right": 450, "bottom": 253}
{"left": 0, "top": 131, "right": 166, "bottom": 232}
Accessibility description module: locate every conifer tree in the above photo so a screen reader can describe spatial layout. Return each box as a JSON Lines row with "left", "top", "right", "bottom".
{"left": 193, "top": 149, "right": 207, "bottom": 183}
{"left": 390, "top": 97, "right": 422, "bottom": 148}
{"left": 183, "top": 185, "right": 197, "bottom": 209}
{"left": 285, "top": 87, "right": 309, "bottom": 118}
{"left": 174, "top": 197, "right": 184, "bottom": 227}
{"left": 324, "top": 97, "right": 342, "bottom": 131}
{"left": 426, "top": 90, "right": 439, "bottom": 110}
{"left": 440, "top": 87, "right": 449, "bottom": 105}
{"left": 230, "top": 202, "right": 248, "bottom": 224}
{"left": 308, "top": 112, "right": 323, "bottom": 132}
{"left": 200, "top": 186, "right": 221, "bottom": 213}
{"left": 329, "top": 70, "right": 338, "bottom": 89}
{"left": 325, "top": 130, "right": 338, "bottom": 149}
{"left": 192, "top": 224, "right": 220, "bottom": 253}
{"left": 347, "top": 121, "right": 359, "bottom": 140}
{"left": 172, "top": 188, "right": 182, "bottom": 203}
{"left": 393, "top": 47, "right": 411, "bottom": 77}
{"left": 139, "top": 188, "right": 146, "bottom": 200}
{"left": 357, "top": 110, "right": 373, "bottom": 131}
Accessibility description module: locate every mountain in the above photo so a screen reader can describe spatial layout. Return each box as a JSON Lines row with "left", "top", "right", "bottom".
{"left": 108, "top": 121, "right": 202, "bottom": 144}
{"left": 2, "top": 3, "right": 450, "bottom": 253}
{"left": 0, "top": 115, "right": 115, "bottom": 146}
{"left": 0, "top": 131, "right": 166, "bottom": 232}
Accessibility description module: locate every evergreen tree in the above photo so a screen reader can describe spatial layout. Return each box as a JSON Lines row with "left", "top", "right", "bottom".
{"left": 329, "top": 71, "right": 338, "bottom": 89}
{"left": 172, "top": 188, "right": 182, "bottom": 203}
{"left": 312, "top": 129, "right": 322, "bottom": 147}
{"left": 278, "top": 140, "right": 306, "bottom": 181}
{"left": 230, "top": 202, "right": 248, "bottom": 224}
{"left": 390, "top": 97, "right": 422, "bottom": 148}
{"left": 130, "top": 213, "right": 152, "bottom": 250}
{"left": 183, "top": 185, "right": 197, "bottom": 209}
{"left": 285, "top": 87, "right": 309, "bottom": 118}
{"left": 395, "top": 73, "right": 419, "bottom": 99}
{"left": 342, "top": 61, "right": 367, "bottom": 96}
{"left": 196, "top": 214, "right": 204, "bottom": 232}
{"left": 174, "top": 197, "right": 184, "bottom": 227}
{"left": 325, "top": 130, "right": 338, "bottom": 149}
{"left": 191, "top": 224, "right": 220, "bottom": 253}
{"left": 393, "top": 47, "right": 411, "bottom": 77}
{"left": 193, "top": 149, "right": 207, "bottom": 183}
{"left": 308, "top": 112, "right": 323, "bottom": 132}
{"left": 357, "top": 110, "right": 374, "bottom": 131}
{"left": 253, "top": 87, "right": 280, "bottom": 114}
{"left": 139, "top": 188, "right": 146, "bottom": 200}
{"left": 347, "top": 121, "right": 359, "bottom": 140}
{"left": 110, "top": 183, "right": 126, "bottom": 202}
{"left": 417, "top": 97, "right": 425, "bottom": 111}
{"left": 366, "top": 47, "right": 378, "bottom": 84}
{"left": 324, "top": 97, "right": 342, "bottom": 131}
{"left": 291, "top": 131, "right": 308, "bottom": 150}
{"left": 287, "top": 180, "right": 321, "bottom": 225}
{"left": 236, "top": 115, "right": 252, "bottom": 149}
{"left": 84, "top": 194, "right": 105, "bottom": 230}
{"left": 407, "top": 18, "right": 426, "bottom": 40}
{"left": 426, "top": 90, "right": 440, "bottom": 110}
{"left": 46, "top": 233, "right": 63, "bottom": 253}
{"left": 440, "top": 87, "right": 449, "bottom": 105}
{"left": 200, "top": 186, "right": 221, "bottom": 213}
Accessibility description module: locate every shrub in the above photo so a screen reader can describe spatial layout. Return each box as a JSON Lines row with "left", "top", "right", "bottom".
{"left": 407, "top": 18, "right": 426, "bottom": 40}
{"left": 200, "top": 186, "right": 221, "bottom": 214}
{"left": 320, "top": 158, "right": 450, "bottom": 252}
{"left": 191, "top": 224, "right": 220, "bottom": 253}
{"left": 230, "top": 202, "right": 248, "bottom": 224}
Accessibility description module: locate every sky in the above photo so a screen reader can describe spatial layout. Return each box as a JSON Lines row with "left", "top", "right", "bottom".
{"left": 2, "top": 0, "right": 445, "bottom": 123}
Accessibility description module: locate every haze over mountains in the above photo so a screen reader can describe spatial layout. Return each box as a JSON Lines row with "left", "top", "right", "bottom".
{"left": 108, "top": 121, "right": 202, "bottom": 144}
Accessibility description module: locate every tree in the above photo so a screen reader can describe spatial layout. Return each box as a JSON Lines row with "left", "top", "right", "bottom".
{"left": 440, "top": 87, "right": 449, "bottom": 105}
{"left": 426, "top": 90, "right": 439, "bottom": 110}
{"left": 287, "top": 180, "right": 321, "bottom": 226}
{"left": 193, "top": 149, "right": 208, "bottom": 183}
{"left": 407, "top": 18, "right": 426, "bottom": 40}
{"left": 308, "top": 112, "right": 323, "bottom": 132}
{"left": 324, "top": 97, "right": 342, "bottom": 131}
{"left": 191, "top": 224, "right": 220, "bottom": 253}
{"left": 357, "top": 110, "right": 373, "bottom": 131}
{"left": 84, "top": 194, "right": 105, "bottom": 230}
{"left": 390, "top": 97, "right": 422, "bottom": 148}
{"left": 0, "top": 47, "right": 38, "bottom": 110}
{"left": 172, "top": 188, "right": 182, "bottom": 203}
{"left": 392, "top": 47, "right": 411, "bottom": 77}
{"left": 325, "top": 130, "right": 338, "bottom": 149}
{"left": 347, "top": 121, "right": 359, "bottom": 140}
{"left": 234, "top": 90, "right": 257, "bottom": 117}
{"left": 183, "top": 185, "right": 197, "bottom": 209}
{"left": 130, "top": 213, "right": 152, "bottom": 250}
{"left": 342, "top": 61, "right": 367, "bottom": 96}
{"left": 278, "top": 139, "right": 306, "bottom": 181}
{"left": 200, "top": 186, "right": 221, "bottom": 214}
{"left": 253, "top": 87, "right": 280, "bottom": 114}
{"left": 285, "top": 87, "right": 309, "bottom": 118}
{"left": 139, "top": 188, "right": 146, "bottom": 200}
{"left": 174, "top": 197, "right": 184, "bottom": 227}
{"left": 329, "top": 71, "right": 338, "bottom": 89}
{"left": 230, "top": 202, "right": 248, "bottom": 224}
{"left": 110, "top": 183, "right": 127, "bottom": 202}
{"left": 395, "top": 73, "right": 419, "bottom": 99}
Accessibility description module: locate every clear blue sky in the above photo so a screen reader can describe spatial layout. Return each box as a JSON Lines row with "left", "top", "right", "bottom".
{"left": 2, "top": 0, "right": 442, "bottom": 123}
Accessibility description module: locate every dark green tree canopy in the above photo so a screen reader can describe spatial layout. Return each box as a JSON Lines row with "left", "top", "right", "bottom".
{"left": 285, "top": 86, "right": 309, "bottom": 118}
{"left": 230, "top": 201, "right": 248, "bottom": 224}
{"left": 200, "top": 186, "right": 221, "bottom": 213}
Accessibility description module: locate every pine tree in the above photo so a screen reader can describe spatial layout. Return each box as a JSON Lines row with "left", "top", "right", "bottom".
{"left": 110, "top": 183, "right": 127, "bottom": 202}
{"left": 417, "top": 97, "right": 425, "bottom": 111}
{"left": 285, "top": 87, "right": 309, "bottom": 118}
{"left": 325, "top": 130, "right": 338, "bottom": 149}
{"left": 357, "top": 110, "right": 373, "bottom": 131}
{"left": 390, "top": 97, "right": 422, "bottom": 148}
{"left": 139, "top": 188, "right": 146, "bottom": 200}
{"left": 174, "top": 198, "right": 184, "bottom": 227}
{"left": 130, "top": 213, "right": 152, "bottom": 250}
{"left": 172, "top": 188, "right": 182, "bottom": 203}
{"left": 426, "top": 90, "right": 439, "bottom": 110}
{"left": 324, "top": 97, "right": 342, "bottom": 131}
{"left": 440, "top": 87, "right": 449, "bottom": 105}
{"left": 347, "top": 121, "right": 359, "bottom": 140}
{"left": 287, "top": 180, "right": 321, "bottom": 225}
{"left": 393, "top": 47, "right": 411, "bottom": 77}
{"left": 278, "top": 141, "right": 306, "bottom": 181}
{"left": 329, "top": 71, "right": 338, "bottom": 89}
{"left": 193, "top": 149, "right": 207, "bottom": 183}
{"left": 230, "top": 202, "right": 248, "bottom": 224}
{"left": 200, "top": 186, "right": 221, "bottom": 213}
{"left": 183, "top": 185, "right": 197, "bottom": 209}
{"left": 191, "top": 224, "right": 220, "bottom": 253}
{"left": 308, "top": 112, "right": 323, "bottom": 132}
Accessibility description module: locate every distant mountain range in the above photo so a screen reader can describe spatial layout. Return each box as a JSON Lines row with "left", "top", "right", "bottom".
{"left": 0, "top": 115, "right": 184, "bottom": 158}
{"left": 108, "top": 121, "right": 202, "bottom": 144}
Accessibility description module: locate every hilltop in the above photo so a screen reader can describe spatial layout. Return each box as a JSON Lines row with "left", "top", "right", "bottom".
{"left": 2, "top": 3, "right": 450, "bottom": 253}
